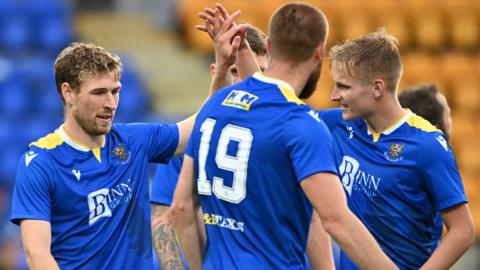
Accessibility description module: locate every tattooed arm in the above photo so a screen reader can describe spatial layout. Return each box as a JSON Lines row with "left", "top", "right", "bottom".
{"left": 151, "top": 203, "right": 185, "bottom": 270}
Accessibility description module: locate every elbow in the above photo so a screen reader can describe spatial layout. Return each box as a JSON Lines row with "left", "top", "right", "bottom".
{"left": 24, "top": 249, "right": 35, "bottom": 269}
{"left": 318, "top": 211, "right": 345, "bottom": 237}
{"left": 170, "top": 201, "right": 195, "bottom": 229}
{"left": 464, "top": 222, "right": 475, "bottom": 249}
{"left": 448, "top": 219, "right": 476, "bottom": 251}
{"left": 23, "top": 247, "right": 47, "bottom": 270}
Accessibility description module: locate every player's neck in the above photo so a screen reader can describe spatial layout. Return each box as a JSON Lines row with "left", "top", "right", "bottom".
{"left": 263, "top": 61, "right": 311, "bottom": 97}
{"left": 365, "top": 97, "right": 407, "bottom": 133}
{"left": 63, "top": 118, "right": 105, "bottom": 149}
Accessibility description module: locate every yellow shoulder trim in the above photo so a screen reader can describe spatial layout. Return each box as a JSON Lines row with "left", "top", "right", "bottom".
{"left": 30, "top": 131, "right": 64, "bottom": 149}
{"left": 278, "top": 85, "right": 304, "bottom": 105}
{"left": 406, "top": 114, "right": 441, "bottom": 133}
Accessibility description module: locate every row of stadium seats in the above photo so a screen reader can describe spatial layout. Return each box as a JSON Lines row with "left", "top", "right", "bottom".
{"left": 0, "top": 0, "right": 72, "bottom": 54}
{"left": 178, "top": 0, "right": 480, "bottom": 53}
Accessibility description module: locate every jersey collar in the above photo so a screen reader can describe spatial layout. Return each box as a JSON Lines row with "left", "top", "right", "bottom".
{"left": 57, "top": 125, "right": 105, "bottom": 152}
{"left": 252, "top": 72, "right": 295, "bottom": 94}
{"left": 366, "top": 109, "right": 413, "bottom": 142}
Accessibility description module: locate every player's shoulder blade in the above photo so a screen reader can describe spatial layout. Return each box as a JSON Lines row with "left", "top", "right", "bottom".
{"left": 221, "top": 89, "right": 259, "bottom": 111}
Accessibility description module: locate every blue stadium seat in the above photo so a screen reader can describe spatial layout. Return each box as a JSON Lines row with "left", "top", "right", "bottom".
{"left": 0, "top": 145, "right": 23, "bottom": 186}
{"left": 0, "top": 15, "right": 31, "bottom": 52}
{"left": 19, "top": 55, "right": 54, "bottom": 86}
{"left": 0, "top": 80, "right": 31, "bottom": 119}
{"left": 37, "top": 17, "right": 73, "bottom": 53}
{"left": 115, "top": 81, "right": 151, "bottom": 122}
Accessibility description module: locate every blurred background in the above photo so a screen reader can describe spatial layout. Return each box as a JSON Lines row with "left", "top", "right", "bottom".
{"left": 0, "top": 0, "right": 478, "bottom": 269}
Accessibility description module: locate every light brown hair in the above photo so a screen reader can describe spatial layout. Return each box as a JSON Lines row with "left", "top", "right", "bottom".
{"left": 54, "top": 42, "right": 122, "bottom": 103}
{"left": 246, "top": 26, "right": 267, "bottom": 57}
{"left": 268, "top": 3, "right": 328, "bottom": 65}
{"left": 329, "top": 29, "right": 403, "bottom": 92}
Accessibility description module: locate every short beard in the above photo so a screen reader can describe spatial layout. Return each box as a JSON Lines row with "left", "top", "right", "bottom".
{"left": 73, "top": 108, "right": 110, "bottom": 136}
{"left": 299, "top": 62, "right": 322, "bottom": 99}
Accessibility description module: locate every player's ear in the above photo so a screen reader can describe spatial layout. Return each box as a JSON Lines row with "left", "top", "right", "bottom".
{"left": 372, "top": 79, "right": 386, "bottom": 99}
{"left": 210, "top": 63, "right": 216, "bottom": 76}
{"left": 313, "top": 42, "right": 326, "bottom": 62}
{"left": 62, "top": 82, "right": 74, "bottom": 105}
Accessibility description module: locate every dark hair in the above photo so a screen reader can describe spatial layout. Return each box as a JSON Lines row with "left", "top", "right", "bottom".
{"left": 399, "top": 84, "right": 447, "bottom": 135}
{"left": 54, "top": 42, "right": 122, "bottom": 103}
{"left": 246, "top": 26, "right": 267, "bottom": 57}
{"left": 269, "top": 3, "right": 328, "bottom": 65}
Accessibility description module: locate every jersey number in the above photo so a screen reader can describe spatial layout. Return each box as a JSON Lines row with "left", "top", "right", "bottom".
{"left": 197, "top": 118, "right": 252, "bottom": 204}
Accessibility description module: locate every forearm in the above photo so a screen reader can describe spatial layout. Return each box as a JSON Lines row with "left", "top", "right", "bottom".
{"left": 151, "top": 204, "right": 185, "bottom": 270}
{"left": 24, "top": 250, "right": 60, "bottom": 270}
{"left": 301, "top": 173, "right": 397, "bottom": 270}
{"left": 420, "top": 226, "right": 474, "bottom": 269}
{"left": 236, "top": 43, "right": 261, "bottom": 80}
{"left": 209, "top": 67, "right": 231, "bottom": 96}
{"left": 177, "top": 208, "right": 206, "bottom": 270}
{"left": 307, "top": 212, "right": 334, "bottom": 270}
{"left": 323, "top": 212, "right": 397, "bottom": 270}
{"left": 21, "top": 220, "right": 59, "bottom": 270}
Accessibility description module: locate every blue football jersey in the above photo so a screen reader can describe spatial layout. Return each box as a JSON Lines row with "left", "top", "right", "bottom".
{"left": 185, "top": 72, "right": 337, "bottom": 269}
{"left": 11, "top": 123, "right": 178, "bottom": 270}
{"left": 319, "top": 109, "right": 467, "bottom": 270}
{"left": 151, "top": 156, "right": 184, "bottom": 206}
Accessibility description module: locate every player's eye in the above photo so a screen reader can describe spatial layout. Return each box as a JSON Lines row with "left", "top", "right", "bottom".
{"left": 112, "top": 88, "right": 121, "bottom": 95}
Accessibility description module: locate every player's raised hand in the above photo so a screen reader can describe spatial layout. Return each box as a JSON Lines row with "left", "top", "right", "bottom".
{"left": 196, "top": 3, "right": 236, "bottom": 41}
{"left": 213, "top": 9, "right": 247, "bottom": 70}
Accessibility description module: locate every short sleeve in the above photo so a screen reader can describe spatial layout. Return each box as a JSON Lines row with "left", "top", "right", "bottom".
{"left": 421, "top": 133, "right": 467, "bottom": 211}
{"left": 151, "top": 156, "right": 184, "bottom": 206}
{"left": 11, "top": 151, "right": 53, "bottom": 225}
{"left": 284, "top": 112, "right": 337, "bottom": 182}
{"left": 185, "top": 131, "right": 195, "bottom": 159}
{"left": 122, "top": 123, "right": 179, "bottom": 163}
{"left": 317, "top": 108, "right": 343, "bottom": 130}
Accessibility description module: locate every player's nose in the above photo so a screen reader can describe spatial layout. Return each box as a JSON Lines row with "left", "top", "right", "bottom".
{"left": 330, "top": 87, "right": 341, "bottom": 101}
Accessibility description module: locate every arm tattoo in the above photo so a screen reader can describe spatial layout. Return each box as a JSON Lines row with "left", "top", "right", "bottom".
{"left": 152, "top": 204, "right": 185, "bottom": 270}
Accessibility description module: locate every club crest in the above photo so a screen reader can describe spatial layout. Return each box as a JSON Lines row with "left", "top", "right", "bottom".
{"left": 112, "top": 144, "right": 131, "bottom": 165}
{"left": 384, "top": 143, "right": 405, "bottom": 162}
{"left": 113, "top": 144, "right": 128, "bottom": 160}
{"left": 389, "top": 143, "right": 404, "bottom": 158}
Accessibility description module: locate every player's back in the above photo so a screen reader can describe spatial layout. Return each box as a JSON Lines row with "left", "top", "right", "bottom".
{"left": 187, "top": 73, "right": 335, "bottom": 269}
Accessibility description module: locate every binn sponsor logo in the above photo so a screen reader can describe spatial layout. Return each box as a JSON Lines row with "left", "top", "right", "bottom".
{"left": 87, "top": 179, "right": 133, "bottom": 225}
{"left": 339, "top": 156, "right": 381, "bottom": 197}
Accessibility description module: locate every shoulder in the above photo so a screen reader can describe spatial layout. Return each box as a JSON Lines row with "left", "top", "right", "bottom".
{"left": 405, "top": 114, "right": 442, "bottom": 134}
{"left": 284, "top": 107, "right": 331, "bottom": 140}
{"left": 317, "top": 108, "right": 345, "bottom": 129}
{"left": 404, "top": 115, "right": 452, "bottom": 161}
{"left": 405, "top": 114, "right": 446, "bottom": 150}
{"left": 111, "top": 122, "right": 177, "bottom": 138}
{"left": 25, "top": 130, "right": 63, "bottom": 169}
{"left": 17, "top": 146, "right": 54, "bottom": 179}
{"left": 29, "top": 129, "right": 64, "bottom": 150}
